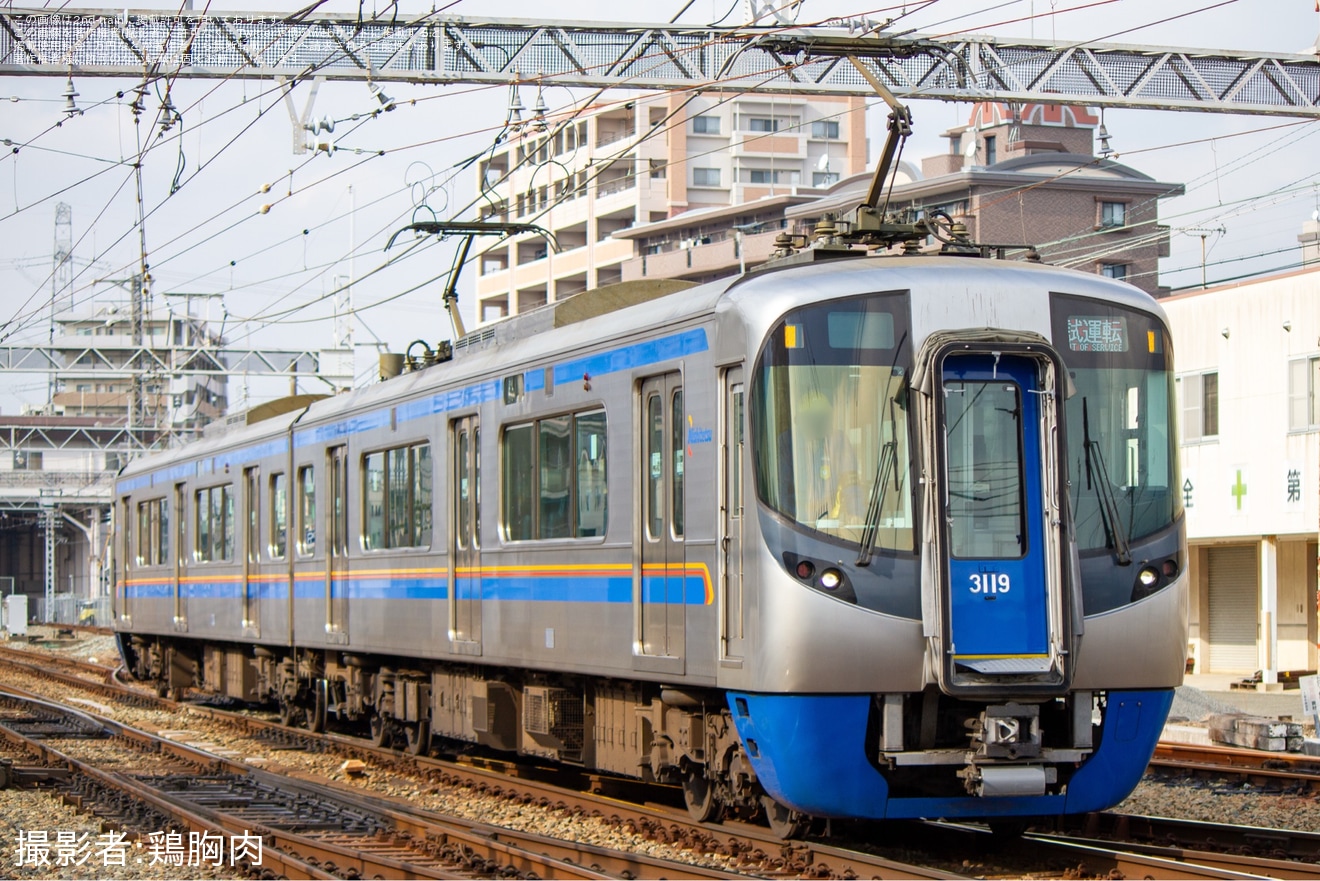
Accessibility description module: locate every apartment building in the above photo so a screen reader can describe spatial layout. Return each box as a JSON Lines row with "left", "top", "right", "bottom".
{"left": 617, "top": 102, "right": 1182, "bottom": 297}
{"left": 473, "top": 93, "right": 867, "bottom": 323}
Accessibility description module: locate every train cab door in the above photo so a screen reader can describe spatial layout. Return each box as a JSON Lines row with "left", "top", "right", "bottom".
{"left": 938, "top": 352, "right": 1066, "bottom": 692}
{"left": 173, "top": 483, "right": 187, "bottom": 632}
{"left": 325, "top": 445, "right": 349, "bottom": 644}
{"left": 720, "top": 366, "right": 746, "bottom": 665}
{"left": 243, "top": 466, "right": 260, "bottom": 638}
{"left": 635, "top": 373, "right": 685, "bottom": 671}
{"left": 450, "top": 416, "right": 482, "bottom": 655}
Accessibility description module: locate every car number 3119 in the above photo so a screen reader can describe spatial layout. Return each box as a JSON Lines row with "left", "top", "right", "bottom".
{"left": 969, "top": 573, "right": 1011, "bottom": 594}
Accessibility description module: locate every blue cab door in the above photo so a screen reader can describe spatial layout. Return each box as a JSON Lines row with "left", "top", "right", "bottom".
{"left": 942, "top": 354, "right": 1050, "bottom": 674}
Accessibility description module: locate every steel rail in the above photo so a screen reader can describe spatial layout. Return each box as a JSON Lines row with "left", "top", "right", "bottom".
{"left": 0, "top": 688, "right": 332, "bottom": 880}
{"left": 0, "top": 646, "right": 967, "bottom": 879}
{"left": 0, "top": 684, "right": 701, "bottom": 880}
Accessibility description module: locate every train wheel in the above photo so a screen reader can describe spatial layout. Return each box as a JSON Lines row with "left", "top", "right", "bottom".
{"left": 304, "top": 680, "right": 327, "bottom": 734}
{"left": 278, "top": 697, "right": 302, "bottom": 729}
{"left": 682, "top": 771, "right": 721, "bottom": 823}
{"left": 682, "top": 769, "right": 721, "bottom": 823}
{"left": 988, "top": 818, "right": 1031, "bottom": 841}
{"left": 761, "top": 795, "right": 809, "bottom": 840}
{"left": 405, "top": 719, "right": 430, "bottom": 756}
{"left": 369, "top": 714, "right": 393, "bottom": 748}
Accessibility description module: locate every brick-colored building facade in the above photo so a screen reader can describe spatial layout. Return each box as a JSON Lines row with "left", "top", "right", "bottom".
{"left": 617, "top": 102, "right": 1183, "bottom": 297}
{"left": 787, "top": 103, "right": 1183, "bottom": 296}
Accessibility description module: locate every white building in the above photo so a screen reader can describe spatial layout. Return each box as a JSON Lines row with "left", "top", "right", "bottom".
{"left": 49, "top": 299, "right": 228, "bottom": 434}
{"left": 474, "top": 93, "right": 867, "bottom": 323}
{"left": 1163, "top": 254, "right": 1320, "bottom": 679}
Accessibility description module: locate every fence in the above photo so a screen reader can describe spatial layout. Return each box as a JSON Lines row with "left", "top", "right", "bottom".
{"left": 32, "top": 594, "right": 112, "bottom": 627}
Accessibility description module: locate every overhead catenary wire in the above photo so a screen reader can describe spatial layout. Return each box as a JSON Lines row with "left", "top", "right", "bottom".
{"left": 0, "top": 2, "right": 1309, "bottom": 353}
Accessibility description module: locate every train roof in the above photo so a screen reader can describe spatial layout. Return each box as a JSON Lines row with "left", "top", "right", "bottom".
{"left": 118, "top": 253, "right": 1165, "bottom": 485}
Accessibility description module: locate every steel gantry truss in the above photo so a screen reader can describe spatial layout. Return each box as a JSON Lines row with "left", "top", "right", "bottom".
{"left": 0, "top": 9, "right": 1317, "bottom": 117}
{"left": 0, "top": 341, "right": 353, "bottom": 382}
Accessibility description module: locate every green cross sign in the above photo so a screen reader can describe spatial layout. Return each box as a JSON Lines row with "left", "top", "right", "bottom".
{"left": 1231, "top": 469, "right": 1247, "bottom": 510}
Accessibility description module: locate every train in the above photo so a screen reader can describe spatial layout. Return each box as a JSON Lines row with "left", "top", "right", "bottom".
{"left": 113, "top": 249, "right": 1186, "bottom": 836}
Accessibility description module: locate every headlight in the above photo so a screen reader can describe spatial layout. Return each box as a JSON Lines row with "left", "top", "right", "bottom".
{"left": 1131, "top": 564, "right": 1164, "bottom": 602}
{"left": 819, "top": 569, "right": 842, "bottom": 590}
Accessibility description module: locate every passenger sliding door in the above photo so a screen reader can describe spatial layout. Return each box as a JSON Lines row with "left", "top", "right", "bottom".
{"left": 636, "top": 373, "right": 685, "bottom": 672}
{"left": 720, "top": 366, "right": 746, "bottom": 664}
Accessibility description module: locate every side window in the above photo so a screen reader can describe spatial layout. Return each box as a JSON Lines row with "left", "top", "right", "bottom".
{"left": 360, "top": 442, "right": 432, "bottom": 550}
{"left": 270, "top": 472, "right": 287, "bottom": 559}
{"left": 195, "top": 489, "right": 210, "bottom": 562}
{"left": 503, "top": 425, "right": 535, "bottom": 541}
{"left": 539, "top": 415, "right": 572, "bottom": 539}
{"left": 387, "top": 448, "right": 410, "bottom": 547}
{"left": 415, "top": 444, "right": 433, "bottom": 547}
{"left": 298, "top": 466, "right": 316, "bottom": 555}
{"left": 194, "top": 485, "right": 233, "bottom": 562}
{"left": 137, "top": 502, "right": 150, "bottom": 565}
{"left": 575, "top": 410, "right": 607, "bottom": 537}
{"left": 503, "top": 409, "right": 607, "bottom": 541}
{"left": 245, "top": 468, "right": 259, "bottom": 564}
{"left": 1288, "top": 356, "right": 1320, "bottom": 431}
{"left": 136, "top": 498, "right": 169, "bottom": 566}
{"left": 364, "top": 452, "right": 385, "bottom": 550}
{"left": 159, "top": 498, "right": 170, "bottom": 565}
{"left": 1180, "top": 371, "right": 1219, "bottom": 442}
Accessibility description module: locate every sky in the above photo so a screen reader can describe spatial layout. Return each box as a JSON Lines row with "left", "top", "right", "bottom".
{"left": 1, "top": 0, "right": 1318, "bottom": 417}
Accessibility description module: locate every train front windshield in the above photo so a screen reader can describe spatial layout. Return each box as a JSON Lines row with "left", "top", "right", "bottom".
{"left": 752, "top": 292, "right": 914, "bottom": 552}
{"left": 1051, "top": 293, "right": 1179, "bottom": 553}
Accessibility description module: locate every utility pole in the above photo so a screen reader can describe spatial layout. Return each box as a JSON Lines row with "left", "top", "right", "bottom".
{"left": 129, "top": 273, "right": 145, "bottom": 430}
{"left": 50, "top": 202, "right": 72, "bottom": 407}
{"left": 1184, "top": 226, "right": 1228, "bottom": 289}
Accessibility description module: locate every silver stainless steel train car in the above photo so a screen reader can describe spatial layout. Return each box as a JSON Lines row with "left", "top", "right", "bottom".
{"left": 114, "top": 254, "right": 1186, "bottom": 834}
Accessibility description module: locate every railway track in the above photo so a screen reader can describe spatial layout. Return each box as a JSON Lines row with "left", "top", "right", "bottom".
{"left": 12, "top": 641, "right": 1320, "bottom": 878}
{"left": 1151, "top": 740, "right": 1320, "bottom": 792}
{"left": 0, "top": 647, "right": 968, "bottom": 879}
{"left": 0, "top": 685, "right": 748, "bottom": 880}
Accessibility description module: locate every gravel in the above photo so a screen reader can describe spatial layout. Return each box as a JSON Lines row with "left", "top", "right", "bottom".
{"left": 4, "top": 628, "right": 120, "bottom": 666}
{"left": 0, "top": 790, "right": 239, "bottom": 879}
{"left": 1116, "top": 777, "right": 1320, "bottom": 833}
{"left": 14, "top": 637, "right": 1320, "bottom": 868}
{"left": 1168, "top": 684, "right": 1243, "bottom": 722}
{"left": 0, "top": 662, "right": 736, "bottom": 872}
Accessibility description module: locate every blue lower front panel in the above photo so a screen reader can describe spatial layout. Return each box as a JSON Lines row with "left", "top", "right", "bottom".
{"left": 726, "top": 689, "right": 1172, "bottom": 820}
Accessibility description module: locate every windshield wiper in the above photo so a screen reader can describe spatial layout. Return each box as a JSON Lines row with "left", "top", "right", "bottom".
{"left": 858, "top": 393, "right": 904, "bottom": 567}
{"left": 856, "top": 439, "right": 898, "bottom": 567}
{"left": 1082, "top": 398, "right": 1131, "bottom": 565}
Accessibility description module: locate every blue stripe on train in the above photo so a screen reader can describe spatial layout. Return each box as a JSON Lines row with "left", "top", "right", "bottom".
{"left": 126, "top": 573, "right": 708, "bottom": 605}
{"left": 121, "top": 328, "right": 711, "bottom": 492}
